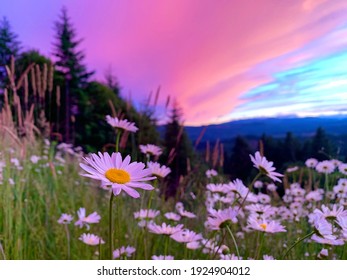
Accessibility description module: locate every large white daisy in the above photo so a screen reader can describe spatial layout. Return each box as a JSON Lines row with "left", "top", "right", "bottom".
{"left": 80, "top": 152, "right": 155, "bottom": 198}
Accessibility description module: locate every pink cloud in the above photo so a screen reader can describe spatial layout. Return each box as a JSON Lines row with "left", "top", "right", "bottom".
{"left": 4, "top": 0, "right": 347, "bottom": 125}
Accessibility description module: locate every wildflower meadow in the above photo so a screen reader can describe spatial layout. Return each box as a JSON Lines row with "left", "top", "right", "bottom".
{"left": 1, "top": 91, "right": 347, "bottom": 261}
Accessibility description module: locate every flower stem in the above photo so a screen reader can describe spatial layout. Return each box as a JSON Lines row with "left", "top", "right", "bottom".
{"left": 109, "top": 193, "right": 115, "bottom": 260}
{"left": 237, "top": 173, "right": 261, "bottom": 213}
{"left": 115, "top": 130, "right": 121, "bottom": 153}
{"left": 255, "top": 232, "right": 265, "bottom": 260}
{"left": 184, "top": 245, "right": 188, "bottom": 259}
{"left": 325, "top": 173, "right": 329, "bottom": 192}
{"left": 64, "top": 224, "right": 70, "bottom": 259}
{"left": 164, "top": 236, "right": 169, "bottom": 256}
{"left": 147, "top": 179, "right": 157, "bottom": 210}
{"left": 0, "top": 241, "right": 6, "bottom": 260}
{"left": 99, "top": 239, "right": 102, "bottom": 260}
{"left": 226, "top": 225, "right": 240, "bottom": 259}
{"left": 281, "top": 231, "right": 315, "bottom": 259}
{"left": 212, "top": 230, "right": 227, "bottom": 259}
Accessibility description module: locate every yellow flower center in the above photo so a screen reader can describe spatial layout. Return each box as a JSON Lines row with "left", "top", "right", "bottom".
{"left": 260, "top": 223, "right": 267, "bottom": 230}
{"left": 105, "top": 168, "right": 131, "bottom": 184}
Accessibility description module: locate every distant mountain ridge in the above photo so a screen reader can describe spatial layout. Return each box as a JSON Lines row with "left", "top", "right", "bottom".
{"left": 182, "top": 115, "right": 347, "bottom": 142}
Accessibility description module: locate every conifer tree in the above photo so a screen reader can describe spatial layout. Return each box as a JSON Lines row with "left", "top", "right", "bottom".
{"left": 225, "top": 136, "right": 253, "bottom": 181}
{"left": 311, "top": 127, "right": 333, "bottom": 160}
{"left": 0, "top": 17, "right": 21, "bottom": 90}
{"left": 163, "top": 101, "right": 193, "bottom": 198}
{"left": 52, "top": 7, "right": 93, "bottom": 142}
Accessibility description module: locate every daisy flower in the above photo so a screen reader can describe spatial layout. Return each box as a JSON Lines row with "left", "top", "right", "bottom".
{"left": 79, "top": 233, "right": 105, "bottom": 246}
{"left": 249, "top": 152, "right": 283, "bottom": 182}
{"left": 152, "top": 255, "right": 174, "bottom": 260}
{"left": 206, "top": 169, "right": 218, "bottom": 178}
{"left": 246, "top": 204, "right": 276, "bottom": 219}
{"left": 315, "top": 161, "right": 335, "bottom": 174}
{"left": 286, "top": 166, "right": 299, "bottom": 173}
{"left": 170, "top": 229, "right": 203, "bottom": 248}
{"left": 105, "top": 115, "right": 138, "bottom": 133}
{"left": 139, "top": 144, "right": 162, "bottom": 157}
{"left": 148, "top": 223, "right": 184, "bottom": 235}
{"left": 79, "top": 152, "right": 155, "bottom": 198}
{"left": 226, "top": 179, "right": 249, "bottom": 199}
{"left": 338, "top": 178, "right": 347, "bottom": 187}
{"left": 164, "top": 212, "right": 181, "bottom": 221}
{"left": 74, "top": 208, "right": 101, "bottom": 229}
{"left": 305, "top": 158, "right": 318, "bottom": 168}
{"left": 254, "top": 180, "right": 263, "bottom": 189}
{"left": 309, "top": 215, "right": 336, "bottom": 240}
{"left": 205, "top": 207, "right": 238, "bottom": 230}
{"left": 257, "top": 193, "right": 271, "bottom": 204}
{"left": 206, "top": 183, "right": 229, "bottom": 194}
{"left": 113, "top": 246, "right": 136, "bottom": 259}
{"left": 318, "top": 249, "right": 329, "bottom": 259}
{"left": 179, "top": 209, "right": 197, "bottom": 218}
{"left": 202, "top": 239, "right": 229, "bottom": 255}
{"left": 267, "top": 183, "right": 277, "bottom": 192}
{"left": 57, "top": 213, "right": 73, "bottom": 224}
{"left": 312, "top": 204, "right": 347, "bottom": 222}
{"left": 338, "top": 163, "right": 347, "bottom": 175}
{"left": 305, "top": 190, "right": 323, "bottom": 202}
{"left": 175, "top": 202, "right": 184, "bottom": 212}
{"left": 147, "top": 162, "right": 171, "bottom": 178}
{"left": 311, "top": 235, "right": 344, "bottom": 246}
{"left": 330, "top": 159, "right": 342, "bottom": 168}
{"left": 134, "top": 209, "right": 160, "bottom": 219}
{"left": 247, "top": 217, "right": 286, "bottom": 233}
{"left": 220, "top": 253, "right": 242, "bottom": 260}
{"left": 30, "top": 155, "right": 41, "bottom": 164}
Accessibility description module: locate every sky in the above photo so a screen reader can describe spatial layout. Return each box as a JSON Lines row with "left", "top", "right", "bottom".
{"left": 2, "top": 0, "right": 347, "bottom": 126}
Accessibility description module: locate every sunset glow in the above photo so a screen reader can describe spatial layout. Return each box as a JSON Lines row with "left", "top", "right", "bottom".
{"left": 3, "top": 0, "right": 347, "bottom": 125}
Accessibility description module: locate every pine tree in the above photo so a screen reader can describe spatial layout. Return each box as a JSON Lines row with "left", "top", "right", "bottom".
{"left": 104, "top": 65, "right": 120, "bottom": 96}
{"left": 311, "top": 127, "right": 333, "bottom": 160}
{"left": 226, "top": 136, "right": 253, "bottom": 181}
{"left": 0, "top": 17, "right": 21, "bottom": 90}
{"left": 282, "top": 132, "right": 300, "bottom": 162}
{"left": 163, "top": 101, "right": 193, "bottom": 198}
{"left": 52, "top": 7, "right": 93, "bottom": 143}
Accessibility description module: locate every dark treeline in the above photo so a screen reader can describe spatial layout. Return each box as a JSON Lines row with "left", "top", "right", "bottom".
{"left": 193, "top": 127, "right": 347, "bottom": 183}
{"left": 221, "top": 127, "right": 347, "bottom": 181}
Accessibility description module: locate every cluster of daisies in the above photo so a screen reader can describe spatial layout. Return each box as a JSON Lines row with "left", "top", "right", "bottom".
{"left": 57, "top": 115, "right": 174, "bottom": 258}
{"left": 58, "top": 208, "right": 103, "bottom": 245}
{"left": 0, "top": 139, "right": 85, "bottom": 186}
{"left": 55, "top": 115, "right": 347, "bottom": 259}
{"left": 79, "top": 115, "right": 171, "bottom": 198}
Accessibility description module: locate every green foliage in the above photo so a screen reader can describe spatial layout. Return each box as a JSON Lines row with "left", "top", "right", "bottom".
{"left": 16, "top": 49, "right": 52, "bottom": 73}
{"left": 75, "top": 81, "right": 118, "bottom": 152}
{"left": 75, "top": 81, "right": 160, "bottom": 153}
